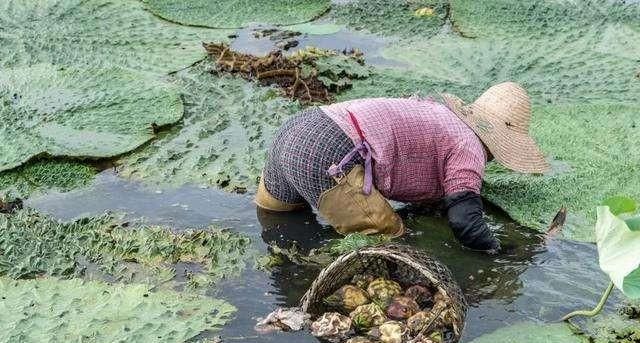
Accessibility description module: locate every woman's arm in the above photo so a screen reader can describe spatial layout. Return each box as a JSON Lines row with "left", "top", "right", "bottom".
{"left": 443, "top": 191, "right": 500, "bottom": 253}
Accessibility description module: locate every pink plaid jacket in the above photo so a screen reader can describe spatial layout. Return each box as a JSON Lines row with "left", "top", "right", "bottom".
{"left": 321, "top": 97, "right": 487, "bottom": 202}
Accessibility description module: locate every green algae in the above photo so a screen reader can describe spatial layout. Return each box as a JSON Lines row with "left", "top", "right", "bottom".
{"left": 0, "top": 277, "right": 235, "bottom": 342}
{"left": 142, "top": 0, "right": 331, "bottom": 29}
{"left": 119, "top": 65, "right": 301, "bottom": 191}
{"left": 0, "top": 0, "right": 232, "bottom": 74}
{"left": 0, "top": 160, "right": 96, "bottom": 198}
{"left": 330, "top": 0, "right": 448, "bottom": 38}
{"left": 0, "top": 64, "right": 183, "bottom": 173}
{"left": 0, "top": 210, "right": 252, "bottom": 288}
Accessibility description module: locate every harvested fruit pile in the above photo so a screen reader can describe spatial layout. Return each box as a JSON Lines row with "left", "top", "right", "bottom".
{"left": 311, "top": 275, "right": 456, "bottom": 343}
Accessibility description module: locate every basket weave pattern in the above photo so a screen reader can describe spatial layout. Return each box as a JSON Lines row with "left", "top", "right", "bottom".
{"left": 300, "top": 244, "right": 467, "bottom": 341}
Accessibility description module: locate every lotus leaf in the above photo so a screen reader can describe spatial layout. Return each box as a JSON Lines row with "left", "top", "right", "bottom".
{"left": 602, "top": 196, "right": 637, "bottom": 216}
{"left": 330, "top": 0, "right": 448, "bottom": 38}
{"left": 0, "top": 277, "right": 235, "bottom": 342}
{"left": 0, "top": 160, "right": 96, "bottom": 197}
{"left": 449, "top": 0, "right": 640, "bottom": 39}
{"left": 142, "top": 0, "right": 330, "bottom": 29}
{"left": 0, "top": 209, "right": 252, "bottom": 288}
{"left": 469, "top": 322, "right": 587, "bottom": 343}
{"left": 0, "top": 0, "right": 232, "bottom": 73}
{"left": 595, "top": 206, "right": 640, "bottom": 299}
{"left": 0, "top": 64, "right": 183, "bottom": 172}
{"left": 119, "top": 65, "right": 301, "bottom": 190}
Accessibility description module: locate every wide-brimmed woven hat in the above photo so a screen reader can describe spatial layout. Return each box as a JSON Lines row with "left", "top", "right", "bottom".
{"left": 441, "top": 82, "right": 550, "bottom": 174}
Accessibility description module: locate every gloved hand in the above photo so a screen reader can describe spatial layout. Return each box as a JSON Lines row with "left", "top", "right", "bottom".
{"left": 443, "top": 191, "right": 500, "bottom": 253}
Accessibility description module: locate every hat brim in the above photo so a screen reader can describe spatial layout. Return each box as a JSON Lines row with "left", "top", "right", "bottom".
{"left": 440, "top": 93, "right": 550, "bottom": 174}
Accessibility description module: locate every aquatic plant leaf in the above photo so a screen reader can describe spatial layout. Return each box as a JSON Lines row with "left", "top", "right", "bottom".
{"left": 0, "top": 210, "right": 252, "bottom": 288}
{"left": 0, "top": 277, "right": 235, "bottom": 342}
{"left": 0, "top": 0, "right": 232, "bottom": 73}
{"left": 449, "top": 0, "right": 640, "bottom": 39}
{"left": 595, "top": 206, "right": 640, "bottom": 299}
{"left": 119, "top": 65, "right": 301, "bottom": 191}
{"left": 602, "top": 196, "right": 637, "bottom": 216}
{"left": 330, "top": 0, "right": 448, "bottom": 38}
{"left": 381, "top": 32, "right": 639, "bottom": 104}
{"left": 0, "top": 160, "right": 96, "bottom": 198}
{"left": 583, "top": 313, "right": 640, "bottom": 343}
{"left": 0, "top": 64, "right": 183, "bottom": 172}
{"left": 327, "top": 233, "right": 389, "bottom": 255}
{"left": 142, "top": 0, "right": 330, "bottom": 29}
{"left": 469, "top": 322, "right": 587, "bottom": 343}
{"left": 626, "top": 217, "right": 640, "bottom": 232}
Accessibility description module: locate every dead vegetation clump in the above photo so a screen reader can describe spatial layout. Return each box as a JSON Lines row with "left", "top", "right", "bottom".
{"left": 203, "top": 43, "right": 370, "bottom": 104}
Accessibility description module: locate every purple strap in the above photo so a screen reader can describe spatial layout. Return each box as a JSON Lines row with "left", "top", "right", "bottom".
{"left": 327, "top": 140, "right": 373, "bottom": 195}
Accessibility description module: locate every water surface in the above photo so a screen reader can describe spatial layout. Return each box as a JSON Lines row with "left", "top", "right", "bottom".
{"left": 28, "top": 171, "right": 615, "bottom": 342}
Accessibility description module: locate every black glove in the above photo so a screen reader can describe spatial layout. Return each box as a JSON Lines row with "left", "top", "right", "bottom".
{"left": 443, "top": 191, "right": 500, "bottom": 253}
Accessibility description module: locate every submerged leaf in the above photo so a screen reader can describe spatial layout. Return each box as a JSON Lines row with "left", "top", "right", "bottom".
{"left": 142, "top": 0, "right": 330, "bottom": 29}
{"left": 595, "top": 206, "right": 640, "bottom": 298}
{"left": 0, "top": 277, "right": 235, "bottom": 342}
{"left": 0, "top": 64, "right": 183, "bottom": 172}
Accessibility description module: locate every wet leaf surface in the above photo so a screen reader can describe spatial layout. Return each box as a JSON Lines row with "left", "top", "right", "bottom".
{"left": 0, "top": 210, "right": 253, "bottom": 288}
{"left": 0, "top": 64, "right": 183, "bottom": 172}
{"left": 142, "top": 0, "right": 331, "bottom": 29}
{"left": 0, "top": 277, "right": 235, "bottom": 342}
{"left": 0, "top": 0, "right": 232, "bottom": 73}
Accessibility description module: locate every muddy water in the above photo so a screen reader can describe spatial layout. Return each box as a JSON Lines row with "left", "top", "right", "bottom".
{"left": 28, "top": 170, "right": 618, "bottom": 342}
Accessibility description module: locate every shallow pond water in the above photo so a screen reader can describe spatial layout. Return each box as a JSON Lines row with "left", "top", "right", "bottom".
{"left": 28, "top": 170, "right": 619, "bottom": 342}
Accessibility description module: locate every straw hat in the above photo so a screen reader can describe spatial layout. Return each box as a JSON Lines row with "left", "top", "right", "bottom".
{"left": 441, "top": 82, "right": 550, "bottom": 174}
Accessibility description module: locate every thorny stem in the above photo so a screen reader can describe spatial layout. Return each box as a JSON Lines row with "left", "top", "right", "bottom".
{"left": 561, "top": 282, "right": 614, "bottom": 321}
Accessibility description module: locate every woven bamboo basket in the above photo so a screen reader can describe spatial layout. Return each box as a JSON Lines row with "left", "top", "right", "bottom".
{"left": 300, "top": 244, "right": 467, "bottom": 342}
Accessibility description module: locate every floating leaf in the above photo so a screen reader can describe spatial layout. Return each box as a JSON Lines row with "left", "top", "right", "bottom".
{"left": 0, "top": 277, "right": 236, "bottom": 342}
{"left": 0, "top": 0, "right": 232, "bottom": 73}
{"left": 0, "top": 160, "right": 96, "bottom": 198}
{"left": 142, "top": 0, "right": 331, "bottom": 29}
{"left": 119, "top": 65, "right": 301, "bottom": 190}
{"left": 0, "top": 209, "right": 252, "bottom": 287}
{"left": 0, "top": 64, "right": 183, "bottom": 172}
{"left": 602, "top": 196, "right": 638, "bottom": 216}
{"left": 626, "top": 217, "right": 640, "bottom": 232}
{"left": 330, "top": 0, "right": 448, "bottom": 38}
{"left": 595, "top": 206, "right": 640, "bottom": 298}
{"left": 469, "top": 322, "right": 587, "bottom": 343}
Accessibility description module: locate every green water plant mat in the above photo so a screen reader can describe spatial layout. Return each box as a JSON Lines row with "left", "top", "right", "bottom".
{"left": 120, "top": 65, "right": 301, "bottom": 191}
{"left": 0, "top": 210, "right": 252, "bottom": 288}
{"left": 142, "top": 0, "right": 331, "bottom": 29}
{"left": 0, "top": 0, "right": 232, "bottom": 73}
{"left": 0, "top": 64, "right": 183, "bottom": 173}
{"left": 0, "top": 160, "right": 96, "bottom": 198}
{"left": 0, "top": 277, "right": 235, "bottom": 342}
